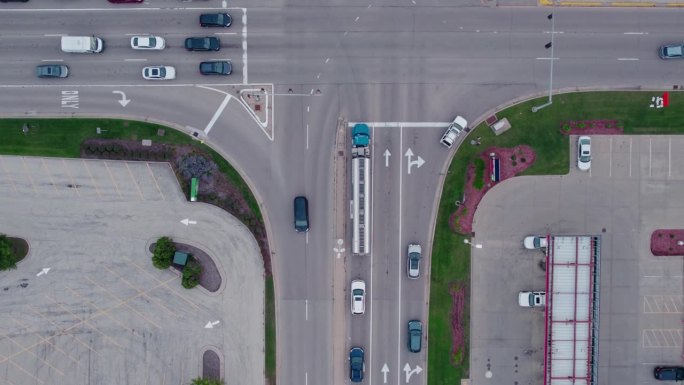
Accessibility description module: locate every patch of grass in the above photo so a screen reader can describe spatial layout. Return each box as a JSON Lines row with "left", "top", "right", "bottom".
{"left": 265, "top": 276, "right": 276, "bottom": 385}
{"left": 472, "top": 158, "right": 485, "bottom": 190}
{"left": 428, "top": 91, "right": 684, "bottom": 385}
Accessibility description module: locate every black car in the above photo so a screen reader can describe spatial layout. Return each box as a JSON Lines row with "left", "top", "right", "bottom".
{"left": 349, "top": 347, "right": 364, "bottom": 383}
{"left": 655, "top": 366, "right": 684, "bottom": 381}
{"left": 200, "top": 61, "right": 232, "bottom": 75}
{"left": 293, "top": 196, "right": 309, "bottom": 233}
{"left": 36, "top": 64, "right": 69, "bottom": 78}
{"left": 200, "top": 13, "right": 232, "bottom": 27}
{"left": 184, "top": 37, "right": 220, "bottom": 52}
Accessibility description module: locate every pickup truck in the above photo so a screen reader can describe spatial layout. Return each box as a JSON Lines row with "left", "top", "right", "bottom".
{"left": 440, "top": 116, "right": 468, "bottom": 148}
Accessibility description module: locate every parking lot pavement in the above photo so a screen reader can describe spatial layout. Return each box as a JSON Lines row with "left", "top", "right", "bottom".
{"left": 0, "top": 156, "right": 263, "bottom": 385}
{"left": 471, "top": 136, "right": 684, "bottom": 385}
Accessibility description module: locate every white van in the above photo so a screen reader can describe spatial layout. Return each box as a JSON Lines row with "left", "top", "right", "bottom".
{"left": 61, "top": 36, "right": 104, "bottom": 53}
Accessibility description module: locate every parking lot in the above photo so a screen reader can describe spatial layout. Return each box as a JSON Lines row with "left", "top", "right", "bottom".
{"left": 0, "top": 156, "right": 263, "bottom": 385}
{"left": 470, "top": 135, "right": 684, "bottom": 385}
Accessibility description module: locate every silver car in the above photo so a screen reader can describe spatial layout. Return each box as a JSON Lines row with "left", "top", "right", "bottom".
{"left": 577, "top": 136, "right": 591, "bottom": 171}
{"left": 660, "top": 44, "right": 684, "bottom": 59}
{"left": 407, "top": 243, "right": 421, "bottom": 279}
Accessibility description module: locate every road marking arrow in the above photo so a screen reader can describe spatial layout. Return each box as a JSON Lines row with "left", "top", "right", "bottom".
{"left": 383, "top": 149, "right": 391, "bottom": 167}
{"left": 381, "top": 363, "right": 389, "bottom": 383}
{"left": 180, "top": 218, "right": 198, "bottom": 226}
{"left": 404, "top": 148, "right": 425, "bottom": 175}
{"left": 403, "top": 363, "right": 423, "bottom": 383}
{"left": 204, "top": 320, "right": 220, "bottom": 329}
{"left": 36, "top": 268, "right": 51, "bottom": 277}
{"left": 112, "top": 90, "right": 131, "bottom": 107}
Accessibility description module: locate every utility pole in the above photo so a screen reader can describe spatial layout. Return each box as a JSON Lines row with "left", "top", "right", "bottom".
{"left": 532, "top": 12, "right": 556, "bottom": 113}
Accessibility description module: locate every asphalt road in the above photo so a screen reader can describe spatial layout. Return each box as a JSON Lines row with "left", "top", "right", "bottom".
{"left": 3, "top": 1, "right": 684, "bottom": 385}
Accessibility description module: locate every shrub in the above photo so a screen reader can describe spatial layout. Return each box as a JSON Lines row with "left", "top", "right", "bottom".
{"left": 182, "top": 259, "right": 202, "bottom": 289}
{"left": 152, "top": 236, "right": 175, "bottom": 269}
{"left": 0, "top": 235, "right": 18, "bottom": 271}
{"left": 178, "top": 154, "right": 217, "bottom": 180}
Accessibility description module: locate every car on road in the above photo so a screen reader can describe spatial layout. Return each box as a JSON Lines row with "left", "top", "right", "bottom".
{"left": 654, "top": 366, "right": 684, "bottom": 381}
{"left": 518, "top": 291, "right": 546, "bottom": 307}
{"left": 293, "top": 196, "right": 309, "bottom": 233}
{"left": 440, "top": 115, "right": 467, "bottom": 148}
{"left": 577, "top": 136, "right": 591, "bottom": 171}
{"left": 659, "top": 44, "right": 684, "bottom": 59}
{"left": 523, "top": 236, "right": 548, "bottom": 250}
{"left": 407, "top": 243, "right": 421, "bottom": 279}
{"left": 184, "top": 37, "right": 220, "bottom": 51}
{"left": 35, "top": 64, "right": 69, "bottom": 78}
{"left": 142, "top": 66, "right": 175, "bottom": 80}
{"left": 0, "top": 0, "right": 29, "bottom": 2}
{"left": 349, "top": 347, "right": 364, "bottom": 382}
{"left": 108, "top": 0, "right": 143, "bottom": 2}
{"left": 350, "top": 280, "right": 365, "bottom": 315}
{"left": 200, "top": 13, "right": 232, "bottom": 27}
{"left": 200, "top": 61, "right": 232, "bottom": 75}
{"left": 130, "top": 35, "right": 165, "bottom": 50}
{"left": 407, "top": 320, "right": 422, "bottom": 353}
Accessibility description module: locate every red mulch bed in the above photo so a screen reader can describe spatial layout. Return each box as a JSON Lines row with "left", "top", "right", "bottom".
{"left": 650, "top": 229, "right": 684, "bottom": 256}
{"left": 560, "top": 119, "right": 624, "bottom": 135}
{"left": 449, "top": 145, "right": 536, "bottom": 234}
{"left": 449, "top": 281, "right": 467, "bottom": 366}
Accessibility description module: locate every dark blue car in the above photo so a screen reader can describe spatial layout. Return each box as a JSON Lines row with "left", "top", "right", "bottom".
{"left": 349, "top": 347, "right": 364, "bottom": 383}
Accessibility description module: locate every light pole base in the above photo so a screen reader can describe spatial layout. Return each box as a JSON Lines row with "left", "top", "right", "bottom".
{"left": 531, "top": 101, "right": 552, "bottom": 112}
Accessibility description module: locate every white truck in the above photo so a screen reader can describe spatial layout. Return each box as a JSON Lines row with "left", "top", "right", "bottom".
{"left": 518, "top": 291, "right": 546, "bottom": 307}
{"left": 61, "top": 36, "right": 104, "bottom": 53}
{"left": 440, "top": 115, "right": 468, "bottom": 148}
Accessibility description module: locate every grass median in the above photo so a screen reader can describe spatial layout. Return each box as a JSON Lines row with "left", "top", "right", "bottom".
{"left": 0, "top": 117, "right": 275, "bottom": 384}
{"left": 428, "top": 90, "right": 684, "bottom": 384}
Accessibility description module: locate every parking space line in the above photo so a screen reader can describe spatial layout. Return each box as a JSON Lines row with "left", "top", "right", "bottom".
{"left": 121, "top": 255, "right": 203, "bottom": 312}
{"left": 62, "top": 159, "right": 80, "bottom": 197}
{"left": 5, "top": 358, "right": 45, "bottom": 384}
{"left": 124, "top": 162, "right": 145, "bottom": 200}
{"left": 66, "top": 287, "right": 135, "bottom": 334}
{"left": 643, "top": 329, "right": 683, "bottom": 348}
{"left": 0, "top": 332, "right": 65, "bottom": 376}
{"left": 10, "top": 319, "right": 82, "bottom": 367}
{"left": 20, "top": 157, "right": 37, "bottom": 194}
{"left": 82, "top": 160, "right": 102, "bottom": 198}
{"left": 146, "top": 163, "right": 165, "bottom": 200}
{"left": 102, "top": 265, "right": 176, "bottom": 318}
{"left": 40, "top": 159, "right": 60, "bottom": 195}
{"left": 84, "top": 276, "right": 163, "bottom": 330}
{"left": 103, "top": 162, "right": 122, "bottom": 198}
{"left": 28, "top": 306, "right": 100, "bottom": 357}
{"left": 0, "top": 157, "right": 17, "bottom": 194}
{"left": 45, "top": 294, "right": 126, "bottom": 349}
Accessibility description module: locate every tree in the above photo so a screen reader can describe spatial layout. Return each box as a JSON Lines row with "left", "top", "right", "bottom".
{"left": 189, "top": 377, "right": 224, "bottom": 385}
{"left": 152, "top": 237, "right": 175, "bottom": 269}
{"left": 182, "top": 259, "right": 202, "bottom": 289}
{"left": 0, "top": 235, "right": 17, "bottom": 271}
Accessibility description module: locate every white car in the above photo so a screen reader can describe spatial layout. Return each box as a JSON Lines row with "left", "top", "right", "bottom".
{"left": 577, "top": 136, "right": 591, "bottom": 171}
{"left": 523, "top": 236, "right": 548, "bottom": 250}
{"left": 407, "top": 243, "right": 422, "bottom": 279}
{"left": 440, "top": 115, "right": 468, "bottom": 148}
{"left": 350, "top": 280, "right": 365, "bottom": 315}
{"left": 518, "top": 291, "right": 546, "bottom": 307}
{"left": 131, "top": 35, "right": 165, "bottom": 50}
{"left": 142, "top": 66, "right": 176, "bottom": 80}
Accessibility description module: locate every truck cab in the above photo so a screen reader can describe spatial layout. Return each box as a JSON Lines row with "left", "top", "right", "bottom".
{"left": 440, "top": 116, "right": 467, "bottom": 148}
{"left": 352, "top": 124, "right": 370, "bottom": 147}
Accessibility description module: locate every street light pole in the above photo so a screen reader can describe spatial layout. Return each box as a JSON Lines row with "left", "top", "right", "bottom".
{"left": 532, "top": 12, "right": 556, "bottom": 113}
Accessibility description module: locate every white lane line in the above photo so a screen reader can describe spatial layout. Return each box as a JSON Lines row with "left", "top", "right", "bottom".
{"left": 649, "top": 138, "right": 652, "bottom": 177}
{"left": 618, "top": 58, "right": 639, "bottom": 61}
{"left": 369, "top": 120, "right": 375, "bottom": 385}
{"left": 624, "top": 32, "right": 648, "bottom": 35}
{"left": 543, "top": 30, "right": 564, "bottom": 34}
{"left": 242, "top": 8, "right": 248, "bottom": 85}
{"left": 41, "top": 59, "right": 64, "bottom": 62}
{"left": 124, "top": 33, "right": 146, "bottom": 36}
{"left": 536, "top": 57, "right": 559, "bottom": 60}
{"left": 124, "top": 58, "right": 147, "bottom": 62}
{"left": 214, "top": 32, "right": 238, "bottom": 35}
{"left": 325, "top": 57, "right": 330, "bottom": 63}
{"left": 349, "top": 122, "right": 449, "bottom": 128}
{"left": 397, "top": 126, "right": 403, "bottom": 385}
{"left": 629, "top": 138, "right": 632, "bottom": 177}
{"left": 668, "top": 138, "right": 671, "bottom": 178}
{"left": 305, "top": 372, "right": 308, "bottom": 385}
{"left": 305, "top": 300, "right": 308, "bottom": 321}
{"left": 44, "top": 34, "right": 65, "bottom": 37}
{"left": 307, "top": 106, "right": 310, "bottom": 112}
{"left": 306, "top": 124, "right": 309, "bottom": 150}
{"left": 203, "top": 94, "right": 232, "bottom": 134}
{"left": 609, "top": 137, "right": 612, "bottom": 177}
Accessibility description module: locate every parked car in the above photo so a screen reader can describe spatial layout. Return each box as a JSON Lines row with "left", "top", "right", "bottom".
{"left": 200, "top": 13, "right": 232, "bottom": 27}
{"left": 440, "top": 115, "right": 467, "bottom": 148}
{"left": 349, "top": 347, "right": 364, "bottom": 383}
{"left": 659, "top": 44, "right": 684, "bottom": 59}
{"left": 523, "top": 236, "right": 548, "bottom": 250}
{"left": 654, "top": 366, "right": 684, "bottom": 381}
{"left": 142, "top": 66, "right": 175, "bottom": 80}
{"left": 184, "top": 37, "right": 220, "bottom": 51}
{"left": 200, "top": 61, "right": 232, "bottom": 75}
{"left": 350, "top": 280, "right": 365, "bottom": 315}
{"left": 36, "top": 64, "right": 69, "bottom": 78}
{"left": 407, "top": 320, "right": 422, "bottom": 353}
{"left": 577, "top": 136, "right": 591, "bottom": 171}
{"left": 518, "top": 291, "right": 546, "bottom": 307}
{"left": 407, "top": 243, "right": 421, "bottom": 279}
{"left": 293, "top": 196, "right": 309, "bottom": 233}
{"left": 130, "top": 35, "right": 165, "bottom": 50}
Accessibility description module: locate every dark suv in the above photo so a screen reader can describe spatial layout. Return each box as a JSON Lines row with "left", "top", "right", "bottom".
{"left": 200, "top": 13, "right": 232, "bottom": 27}
{"left": 655, "top": 366, "right": 684, "bottom": 381}
{"left": 200, "top": 61, "right": 232, "bottom": 75}
{"left": 293, "top": 196, "right": 309, "bottom": 233}
{"left": 184, "top": 37, "right": 220, "bottom": 51}
{"left": 408, "top": 320, "right": 422, "bottom": 353}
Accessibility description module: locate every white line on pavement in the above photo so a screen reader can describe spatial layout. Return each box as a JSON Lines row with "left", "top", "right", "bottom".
{"left": 306, "top": 124, "right": 309, "bottom": 150}
{"left": 44, "top": 34, "right": 65, "bottom": 37}
{"left": 124, "top": 58, "right": 147, "bottom": 62}
{"left": 204, "top": 94, "right": 232, "bottom": 134}
{"left": 305, "top": 372, "right": 308, "bottom": 385}
{"left": 242, "top": 8, "right": 248, "bottom": 85}
{"left": 536, "top": 57, "right": 559, "bottom": 60}
{"left": 629, "top": 138, "right": 632, "bottom": 177}
{"left": 349, "top": 122, "right": 449, "bottom": 128}
{"left": 305, "top": 299, "right": 308, "bottom": 321}
{"left": 41, "top": 59, "right": 64, "bottom": 62}
{"left": 617, "top": 58, "right": 639, "bottom": 61}
{"left": 543, "top": 30, "right": 564, "bottom": 34}
{"left": 624, "top": 32, "right": 648, "bottom": 35}
{"left": 369, "top": 117, "right": 376, "bottom": 385}
{"left": 214, "top": 32, "right": 238, "bottom": 35}
{"left": 397, "top": 127, "right": 403, "bottom": 385}
{"left": 609, "top": 138, "right": 612, "bottom": 177}
{"left": 649, "top": 138, "right": 652, "bottom": 177}
{"left": 669, "top": 138, "right": 671, "bottom": 178}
